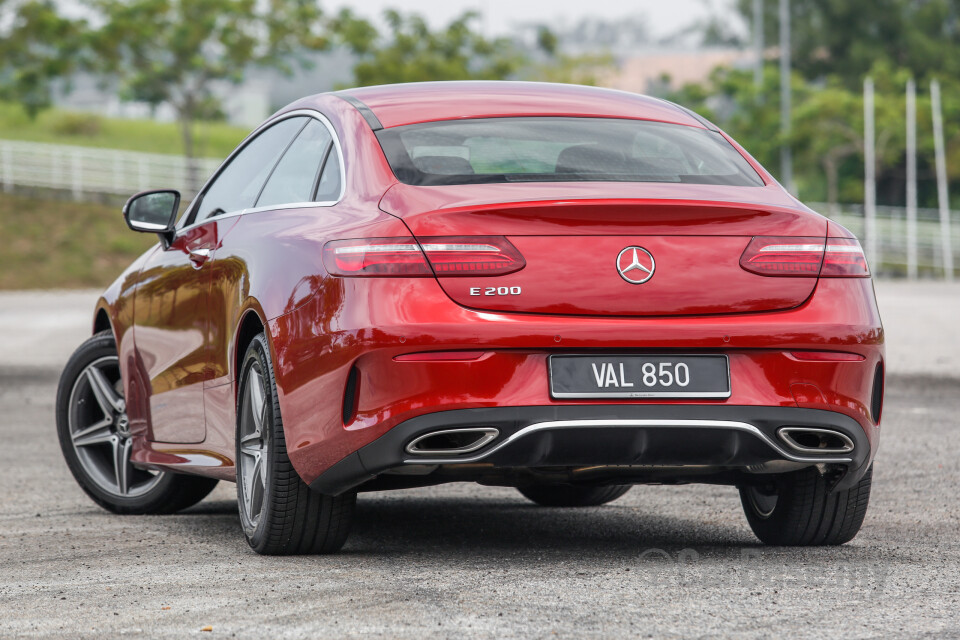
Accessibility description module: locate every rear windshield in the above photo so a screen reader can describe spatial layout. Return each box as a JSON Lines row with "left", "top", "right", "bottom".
{"left": 376, "top": 117, "right": 764, "bottom": 187}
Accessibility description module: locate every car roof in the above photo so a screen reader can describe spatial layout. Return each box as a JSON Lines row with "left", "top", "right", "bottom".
{"left": 327, "top": 81, "right": 706, "bottom": 130}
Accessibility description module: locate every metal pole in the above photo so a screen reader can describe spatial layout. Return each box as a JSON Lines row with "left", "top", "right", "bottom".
{"left": 864, "top": 77, "right": 878, "bottom": 272}
{"left": 779, "top": 0, "right": 793, "bottom": 193}
{"left": 931, "top": 79, "right": 955, "bottom": 280}
{"left": 754, "top": 0, "right": 764, "bottom": 87}
{"left": 906, "top": 78, "right": 918, "bottom": 280}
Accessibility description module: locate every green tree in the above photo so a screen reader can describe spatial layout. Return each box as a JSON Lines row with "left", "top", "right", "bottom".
{"left": 330, "top": 10, "right": 525, "bottom": 86}
{"left": 85, "top": 0, "right": 329, "bottom": 184}
{"left": 735, "top": 0, "right": 960, "bottom": 87}
{"left": 0, "top": 1, "right": 87, "bottom": 118}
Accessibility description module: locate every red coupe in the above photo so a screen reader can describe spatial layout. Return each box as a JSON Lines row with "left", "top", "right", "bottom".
{"left": 56, "top": 82, "right": 883, "bottom": 554}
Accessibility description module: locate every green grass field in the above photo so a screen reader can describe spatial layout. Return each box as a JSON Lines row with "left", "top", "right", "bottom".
{"left": 0, "top": 102, "right": 248, "bottom": 158}
{"left": 1, "top": 192, "right": 156, "bottom": 289}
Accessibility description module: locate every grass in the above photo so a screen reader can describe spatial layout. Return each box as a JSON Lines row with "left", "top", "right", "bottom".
{"left": 0, "top": 192, "right": 157, "bottom": 289}
{"left": 0, "top": 102, "right": 248, "bottom": 158}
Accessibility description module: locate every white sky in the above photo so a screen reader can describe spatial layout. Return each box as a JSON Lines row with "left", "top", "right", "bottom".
{"left": 329, "top": 0, "right": 735, "bottom": 39}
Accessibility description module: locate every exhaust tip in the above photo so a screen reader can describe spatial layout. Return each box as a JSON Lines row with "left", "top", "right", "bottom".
{"left": 777, "top": 427, "right": 854, "bottom": 454}
{"left": 405, "top": 428, "right": 499, "bottom": 456}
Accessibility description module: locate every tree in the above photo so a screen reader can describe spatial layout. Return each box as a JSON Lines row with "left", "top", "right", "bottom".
{"left": 85, "top": 0, "right": 329, "bottom": 187}
{"left": 330, "top": 10, "right": 525, "bottom": 87}
{"left": 0, "top": 1, "right": 87, "bottom": 118}
{"left": 733, "top": 0, "right": 960, "bottom": 88}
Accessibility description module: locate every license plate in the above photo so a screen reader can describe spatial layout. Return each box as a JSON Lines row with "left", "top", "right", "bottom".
{"left": 549, "top": 355, "right": 731, "bottom": 399}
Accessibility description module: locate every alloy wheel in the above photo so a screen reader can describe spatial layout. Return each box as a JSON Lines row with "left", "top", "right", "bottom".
{"left": 238, "top": 363, "right": 269, "bottom": 529}
{"left": 68, "top": 355, "right": 162, "bottom": 497}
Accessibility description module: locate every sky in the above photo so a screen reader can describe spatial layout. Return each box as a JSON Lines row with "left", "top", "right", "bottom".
{"left": 329, "top": 0, "right": 735, "bottom": 39}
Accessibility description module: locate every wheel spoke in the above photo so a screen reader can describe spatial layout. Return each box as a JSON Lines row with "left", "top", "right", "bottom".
{"left": 112, "top": 438, "right": 133, "bottom": 495}
{"left": 72, "top": 418, "right": 113, "bottom": 447}
{"left": 240, "top": 431, "right": 261, "bottom": 447}
{"left": 86, "top": 365, "right": 124, "bottom": 415}
{"left": 248, "top": 370, "right": 265, "bottom": 431}
{"left": 249, "top": 455, "right": 264, "bottom": 516}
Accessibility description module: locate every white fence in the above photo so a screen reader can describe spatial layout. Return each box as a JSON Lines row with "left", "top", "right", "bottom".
{"left": 0, "top": 139, "right": 221, "bottom": 200}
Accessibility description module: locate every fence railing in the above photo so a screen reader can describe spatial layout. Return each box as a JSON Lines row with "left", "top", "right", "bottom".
{"left": 809, "top": 202, "right": 960, "bottom": 279}
{"left": 0, "top": 139, "right": 221, "bottom": 200}
{"left": 1, "top": 139, "right": 957, "bottom": 279}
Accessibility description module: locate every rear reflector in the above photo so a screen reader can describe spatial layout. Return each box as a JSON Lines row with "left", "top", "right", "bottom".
{"left": 788, "top": 351, "right": 866, "bottom": 362}
{"left": 740, "top": 236, "right": 869, "bottom": 277}
{"left": 393, "top": 351, "right": 489, "bottom": 362}
{"left": 324, "top": 236, "right": 524, "bottom": 277}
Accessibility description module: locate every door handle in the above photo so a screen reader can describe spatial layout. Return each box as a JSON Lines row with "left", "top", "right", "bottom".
{"left": 188, "top": 247, "right": 211, "bottom": 264}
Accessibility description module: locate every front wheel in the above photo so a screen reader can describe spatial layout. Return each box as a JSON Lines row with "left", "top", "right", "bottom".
{"left": 236, "top": 333, "right": 355, "bottom": 555}
{"left": 56, "top": 331, "right": 219, "bottom": 514}
{"left": 739, "top": 466, "right": 873, "bottom": 546}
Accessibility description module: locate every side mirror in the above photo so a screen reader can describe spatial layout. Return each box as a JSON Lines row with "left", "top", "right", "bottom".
{"left": 123, "top": 189, "right": 180, "bottom": 247}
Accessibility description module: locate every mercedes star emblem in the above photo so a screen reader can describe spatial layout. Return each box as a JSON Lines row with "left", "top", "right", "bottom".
{"left": 616, "top": 246, "right": 656, "bottom": 284}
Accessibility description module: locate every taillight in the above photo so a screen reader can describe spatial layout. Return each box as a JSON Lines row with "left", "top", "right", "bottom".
{"left": 323, "top": 236, "right": 525, "bottom": 277}
{"left": 820, "top": 237, "right": 870, "bottom": 277}
{"left": 739, "top": 236, "right": 869, "bottom": 277}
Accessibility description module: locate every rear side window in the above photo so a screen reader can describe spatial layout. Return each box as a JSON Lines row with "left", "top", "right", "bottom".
{"left": 376, "top": 117, "right": 763, "bottom": 187}
{"left": 257, "top": 120, "right": 334, "bottom": 208}
{"left": 192, "top": 117, "right": 306, "bottom": 222}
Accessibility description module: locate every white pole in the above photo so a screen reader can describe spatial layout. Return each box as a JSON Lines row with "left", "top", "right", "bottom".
{"left": 754, "top": 0, "right": 764, "bottom": 87}
{"left": 71, "top": 150, "right": 83, "bottom": 201}
{"left": 779, "top": 0, "right": 793, "bottom": 193}
{"left": 906, "top": 79, "right": 918, "bottom": 280}
{"left": 1, "top": 143, "right": 11, "bottom": 193}
{"left": 864, "top": 77, "right": 878, "bottom": 272}
{"left": 931, "top": 79, "right": 955, "bottom": 281}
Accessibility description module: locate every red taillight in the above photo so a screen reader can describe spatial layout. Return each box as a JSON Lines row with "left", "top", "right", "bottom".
{"left": 788, "top": 351, "right": 866, "bottom": 362}
{"left": 323, "top": 236, "right": 525, "bottom": 277}
{"left": 820, "top": 237, "right": 870, "bottom": 277}
{"left": 739, "top": 236, "right": 869, "bottom": 277}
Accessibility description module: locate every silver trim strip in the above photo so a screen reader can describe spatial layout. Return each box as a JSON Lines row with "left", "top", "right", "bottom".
{"left": 548, "top": 354, "right": 732, "bottom": 399}
{"left": 777, "top": 427, "right": 855, "bottom": 454}
{"left": 175, "top": 108, "right": 346, "bottom": 237}
{"left": 405, "top": 428, "right": 500, "bottom": 456}
{"left": 402, "top": 419, "right": 854, "bottom": 465}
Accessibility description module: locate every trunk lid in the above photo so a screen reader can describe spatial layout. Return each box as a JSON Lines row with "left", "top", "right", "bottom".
{"left": 380, "top": 183, "right": 827, "bottom": 317}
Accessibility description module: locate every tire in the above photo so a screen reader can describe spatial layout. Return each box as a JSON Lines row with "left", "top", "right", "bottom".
{"left": 56, "top": 330, "right": 219, "bottom": 515}
{"left": 739, "top": 466, "right": 873, "bottom": 546}
{"left": 518, "top": 483, "right": 632, "bottom": 507}
{"left": 235, "top": 333, "right": 355, "bottom": 555}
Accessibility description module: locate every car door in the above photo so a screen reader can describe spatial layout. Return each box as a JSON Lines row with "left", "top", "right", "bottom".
{"left": 200, "top": 116, "right": 341, "bottom": 451}
{"left": 132, "top": 116, "right": 308, "bottom": 443}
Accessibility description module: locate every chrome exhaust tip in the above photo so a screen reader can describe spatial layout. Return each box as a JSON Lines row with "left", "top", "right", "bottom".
{"left": 405, "top": 428, "right": 500, "bottom": 456}
{"left": 777, "top": 427, "right": 855, "bottom": 454}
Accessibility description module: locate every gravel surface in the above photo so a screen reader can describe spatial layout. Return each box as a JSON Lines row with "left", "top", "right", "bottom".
{"left": 0, "top": 282, "right": 958, "bottom": 638}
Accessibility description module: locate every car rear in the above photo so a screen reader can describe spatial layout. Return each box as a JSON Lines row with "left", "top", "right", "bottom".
{"left": 291, "top": 103, "right": 883, "bottom": 545}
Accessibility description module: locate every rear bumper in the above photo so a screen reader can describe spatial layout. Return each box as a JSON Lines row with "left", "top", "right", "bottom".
{"left": 272, "top": 276, "right": 883, "bottom": 489}
{"left": 310, "top": 404, "right": 873, "bottom": 495}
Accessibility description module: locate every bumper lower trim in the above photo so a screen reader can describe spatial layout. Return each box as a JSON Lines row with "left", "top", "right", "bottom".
{"left": 309, "top": 404, "right": 872, "bottom": 496}
{"left": 402, "top": 419, "right": 853, "bottom": 466}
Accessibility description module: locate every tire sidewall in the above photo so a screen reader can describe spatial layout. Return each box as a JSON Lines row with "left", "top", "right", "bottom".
{"left": 236, "top": 333, "right": 280, "bottom": 549}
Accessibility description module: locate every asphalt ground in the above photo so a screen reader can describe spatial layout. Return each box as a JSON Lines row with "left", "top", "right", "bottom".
{"left": 0, "top": 281, "right": 958, "bottom": 638}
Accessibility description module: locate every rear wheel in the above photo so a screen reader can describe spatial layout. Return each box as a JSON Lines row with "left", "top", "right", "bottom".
{"left": 739, "top": 466, "right": 873, "bottom": 546}
{"left": 56, "top": 331, "right": 218, "bottom": 514}
{"left": 518, "top": 483, "right": 631, "bottom": 507}
{"left": 236, "top": 333, "right": 355, "bottom": 555}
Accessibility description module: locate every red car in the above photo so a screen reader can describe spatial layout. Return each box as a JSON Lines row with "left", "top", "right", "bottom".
{"left": 56, "top": 82, "right": 883, "bottom": 554}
